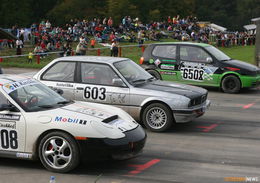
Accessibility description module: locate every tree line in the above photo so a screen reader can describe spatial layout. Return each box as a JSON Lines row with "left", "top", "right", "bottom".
{"left": 0, "top": 0, "right": 259, "bottom": 30}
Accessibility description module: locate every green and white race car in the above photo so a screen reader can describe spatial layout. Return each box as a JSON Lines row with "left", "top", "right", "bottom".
{"left": 140, "top": 42, "right": 260, "bottom": 93}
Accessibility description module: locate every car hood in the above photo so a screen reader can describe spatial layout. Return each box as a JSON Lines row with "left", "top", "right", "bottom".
{"left": 60, "top": 101, "right": 117, "bottom": 120}
{"left": 224, "top": 59, "right": 259, "bottom": 72}
{"left": 60, "top": 101, "right": 138, "bottom": 131}
{"left": 35, "top": 101, "right": 139, "bottom": 139}
{"left": 138, "top": 80, "right": 208, "bottom": 99}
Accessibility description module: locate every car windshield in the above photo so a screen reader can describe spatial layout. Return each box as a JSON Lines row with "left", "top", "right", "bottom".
{"left": 113, "top": 59, "right": 154, "bottom": 85}
{"left": 205, "top": 46, "right": 231, "bottom": 61}
{"left": 3, "top": 79, "right": 72, "bottom": 112}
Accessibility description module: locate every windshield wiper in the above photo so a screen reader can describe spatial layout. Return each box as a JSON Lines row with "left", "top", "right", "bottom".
{"left": 57, "top": 100, "right": 71, "bottom": 105}
{"left": 38, "top": 105, "right": 54, "bottom": 108}
{"left": 221, "top": 58, "right": 231, "bottom": 61}
{"left": 132, "top": 79, "right": 146, "bottom": 83}
{"left": 148, "top": 77, "right": 155, "bottom": 81}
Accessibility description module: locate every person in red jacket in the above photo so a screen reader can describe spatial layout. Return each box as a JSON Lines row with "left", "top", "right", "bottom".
{"left": 108, "top": 17, "right": 113, "bottom": 28}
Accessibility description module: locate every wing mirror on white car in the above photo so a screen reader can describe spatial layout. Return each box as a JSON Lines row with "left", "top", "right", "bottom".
{"left": 0, "top": 104, "right": 17, "bottom": 111}
{"left": 112, "top": 78, "right": 125, "bottom": 87}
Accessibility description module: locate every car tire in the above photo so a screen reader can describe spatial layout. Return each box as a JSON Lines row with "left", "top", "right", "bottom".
{"left": 221, "top": 75, "right": 241, "bottom": 93}
{"left": 38, "top": 131, "right": 80, "bottom": 173}
{"left": 147, "top": 70, "right": 161, "bottom": 80}
{"left": 142, "top": 103, "right": 173, "bottom": 132}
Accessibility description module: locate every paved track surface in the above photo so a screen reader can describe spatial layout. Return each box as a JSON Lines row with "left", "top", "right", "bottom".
{"left": 1, "top": 68, "right": 260, "bottom": 183}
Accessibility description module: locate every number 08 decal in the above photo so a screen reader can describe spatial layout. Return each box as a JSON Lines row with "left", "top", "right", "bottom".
{"left": 84, "top": 86, "right": 106, "bottom": 100}
{"left": 181, "top": 68, "right": 204, "bottom": 81}
{"left": 0, "top": 129, "right": 18, "bottom": 150}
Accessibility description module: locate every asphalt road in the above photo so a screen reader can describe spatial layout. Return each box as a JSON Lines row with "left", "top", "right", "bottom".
{"left": 1, "top": 68, "right": 260, "bottom": 183}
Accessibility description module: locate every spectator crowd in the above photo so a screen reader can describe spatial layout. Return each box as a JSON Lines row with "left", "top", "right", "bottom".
{"left": 0, "top": 15, "right": 257, "bottom": 58}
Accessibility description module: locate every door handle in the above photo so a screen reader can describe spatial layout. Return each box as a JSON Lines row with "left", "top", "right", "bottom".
{"left": 76, "top": 87, "right": 84, "bottom": 90}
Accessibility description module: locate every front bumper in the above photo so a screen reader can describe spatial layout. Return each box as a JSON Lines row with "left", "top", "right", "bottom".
{"left": 77, "top": 125, "right": 147, "bottom": 160}
{"left": 240, "top": 74, "right": 260, "bottom": 88}
{"left": 173, "top": 100, "right": 211, "bottom": 123}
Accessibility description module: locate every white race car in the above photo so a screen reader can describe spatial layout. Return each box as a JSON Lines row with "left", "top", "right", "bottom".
{"left": 0, "top": 75, "right": 146, "bottom": 172}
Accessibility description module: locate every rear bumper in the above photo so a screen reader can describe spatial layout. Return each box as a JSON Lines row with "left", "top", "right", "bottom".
{"left": 173, "top": 100, "right": 211, "bottom": 123}
{"left": 77, "top": 125, "right": 146, "bottom": 160}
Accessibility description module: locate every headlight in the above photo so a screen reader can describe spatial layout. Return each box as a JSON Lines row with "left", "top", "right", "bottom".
{"left": 90, "top": 120, "right": 125, "bottom": 139}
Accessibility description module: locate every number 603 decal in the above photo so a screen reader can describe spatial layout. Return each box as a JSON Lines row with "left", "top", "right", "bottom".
{"left": 84, "top": 87, "right": 106, "bottom": 100}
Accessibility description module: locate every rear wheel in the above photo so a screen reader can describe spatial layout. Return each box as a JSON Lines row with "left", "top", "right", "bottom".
{"left": 38, "top": 131, "right": 80, "bottom": 173}
{"left": 147, "top": 70, "right": 161, "bottom": 80}
{"left": 221, "top": 75, "right": 241, "bottom": 93}
{"left": 142, "top": 103, "right": 173, "bottom": 132}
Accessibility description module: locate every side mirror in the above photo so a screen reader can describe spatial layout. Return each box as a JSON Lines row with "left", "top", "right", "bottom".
{"left": 112, "top": 78, "right": 125, "bottom": 87}
{"left": 206, "top": 57, "right": 213, "bottom": 63}
{"left": 0, "top": 104, "right": 16, "bottom": 111}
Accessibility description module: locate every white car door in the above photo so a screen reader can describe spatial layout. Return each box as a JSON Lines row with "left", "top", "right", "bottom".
{"left": 0, "top": 93, "right": 26, "bottom": 153}
{"left": 74, "top": 62, "right": 130, "bottom": 112}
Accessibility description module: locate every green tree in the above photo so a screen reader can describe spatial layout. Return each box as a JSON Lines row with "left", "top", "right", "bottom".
{"left": 47, "top": 0, "right": 107, "bottom": 25}
{"left": 195, "top": 0, "right": 260, "bottom": 30}
{"left": 107, "top": 0, "right": 139, "bottom": 25}
{"left": 0, "top": 0, "right": 33, "bottom": 27}
{"left": 1, "top": 0, "right": 259, "bottom": 30}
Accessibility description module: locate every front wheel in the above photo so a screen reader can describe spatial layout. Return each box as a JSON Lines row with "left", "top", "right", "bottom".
{"left": 142, "top": 103, "right": 173, "bottom": 132}
{"left": 147, "top": 70, "right": 161, "bottom": 80}
{"left": 38, "top": 131, "right": 80, "bottom": 173}
{"left": 221, "top": 75, "right": 241, "bottom": 93}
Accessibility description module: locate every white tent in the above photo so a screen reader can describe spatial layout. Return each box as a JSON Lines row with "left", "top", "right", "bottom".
{"left": 244, "top": 24, "right": 256, "bottom": 30}
{"left": 209, "top": 23, "right": 227, "bottom": 32}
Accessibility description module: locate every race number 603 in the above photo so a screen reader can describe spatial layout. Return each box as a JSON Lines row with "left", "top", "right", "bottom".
{"left": 0, "top": 129, "right": 18, "bottom": 149}
{"left": 84, "top": 86, "right": 106, "bottom": 100}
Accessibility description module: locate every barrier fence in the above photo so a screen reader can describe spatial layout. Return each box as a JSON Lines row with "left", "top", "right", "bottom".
{"left": 0, "top": 44, "right": 147, "bottom": 64}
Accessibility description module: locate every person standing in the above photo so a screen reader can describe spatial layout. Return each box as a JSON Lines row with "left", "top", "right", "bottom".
{"left": 108, "top": 17, "right": 113, "bottom": 28}
{"left": 90, "top": 38, "right": 96, "bottom": 48}
{"left": 16, "top": 39, "right": 23, "bottom": 55}
{"left": 28, "top": 52, "right": 33, "bottom": 63}
{"left": 76, "top": 38, "right": 88, "bottom": 55}
{"left": 137, "top": 30, "right": 144, "bottom": 45}
{"left": 46, "top": 20, "right": 51, "bottom": 32}
{"left": 110, "top": 40, "right": 119, "bottom": 57}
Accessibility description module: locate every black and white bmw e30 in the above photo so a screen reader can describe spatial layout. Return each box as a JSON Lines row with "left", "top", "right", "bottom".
{"left": 33, "top": 56, "right": 210, "bottom": 132}
{"left": 0, "top": 75, "right": 146, "bottom": 172}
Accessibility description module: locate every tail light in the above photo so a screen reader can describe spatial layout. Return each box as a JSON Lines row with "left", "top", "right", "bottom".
{"left": 140, "top": 57, "right": 144, "bottom": 64}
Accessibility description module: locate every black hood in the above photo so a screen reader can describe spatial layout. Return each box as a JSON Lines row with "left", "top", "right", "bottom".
{"left": 224, "top": 59, "right": 259, "bottom": 72}
{"left": 138, "top": 80, "right": 208, "bottom": 100}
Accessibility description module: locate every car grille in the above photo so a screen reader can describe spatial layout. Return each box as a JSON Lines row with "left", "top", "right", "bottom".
{"left": 189, "top": 94, "right": 207, "bottom": 107}
{"left": 252, "top": 81, "right": 260, "bottom": 87}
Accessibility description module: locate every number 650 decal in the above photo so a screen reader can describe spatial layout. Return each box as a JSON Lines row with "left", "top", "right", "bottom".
{"left": 182, "top": 68, "right": 204, "bottom": 81}
{"left": 84, "top": 87, "right": 106, "bottom": 100}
